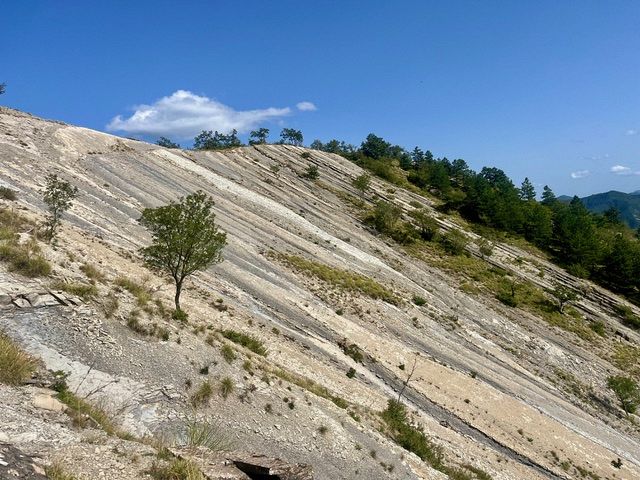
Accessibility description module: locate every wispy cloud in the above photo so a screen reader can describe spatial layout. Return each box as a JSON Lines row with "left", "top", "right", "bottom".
{"left": 625, "top": 129, "right": 638, "bottom": 136}
{"left": 296, "top": 101, "right": 317, "bottom": 111}
{"left": 107, "top": 90, "right": 292, "bottom": 138}
{"left": 610, "top": 164, "right": 640, "bottom": 176}
{"left": 570, "top": 170, "right": 591, "bottom": 179}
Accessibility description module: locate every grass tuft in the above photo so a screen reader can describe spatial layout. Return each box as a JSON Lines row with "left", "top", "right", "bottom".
{"left": 0, "top": 331, "right": 37, "bottom": 385}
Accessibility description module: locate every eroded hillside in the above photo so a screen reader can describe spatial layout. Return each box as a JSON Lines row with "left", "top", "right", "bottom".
{"left": 1, "top": 107, "right": 639, "bottom": 480}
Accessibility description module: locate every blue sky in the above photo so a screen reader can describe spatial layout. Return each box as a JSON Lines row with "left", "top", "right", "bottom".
{"left": 1, "top": 1, "right": 639, "bottom": 196}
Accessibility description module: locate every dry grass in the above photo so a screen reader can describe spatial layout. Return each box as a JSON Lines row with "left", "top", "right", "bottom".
{"left": 0, "top": 331, "right": 37, "bottom": 385}
{"left": 45, "top": 462, "right": 78, "bottom": 480}
{"left": 115, "top": 276, "right": 152, "bottom": 306}
{"left": 273, "top": 252, "right": 399, "bottom": 304}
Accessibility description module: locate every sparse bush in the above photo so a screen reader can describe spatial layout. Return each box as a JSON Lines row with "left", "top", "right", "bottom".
{"left": 302, "top": 164, "right": 319, "bottom": 180}
{"left": 550, "top": 284, "right": 578, "bottom": 313}
{"left": 318, "top": 425, "right": 328, "bottom": 435}
{"left": 412, "top": 295, "right": 427, "bottom": 306}
{"left": 381, "top": 400, "right": 444, "bottom": 469}
{"left": 102, "top": 291, "right": 119, "bottom": 318}
{"left": 340, "top": 340, "right": 364, "bottom": 363}
{"left": 346, "top": 367, "right": 356, "bottom": 378}
{"left": 172, "top": 308, "right": 188, "bottom": 322}
{"left": 300, "top": 151, "right": 311, "bottom": 159}
{"left": 409, "top": 209, "right": 439, "bottom": 241}
{"left": 190, "top": 381, "right": 213, "bottom": 408}
{"left": 607, "top": 375, "right": 639, "bottom": 414}
{"left": 371, "top": 200, "right": 402, "bottom": 233}
{"left": 220, "top": 344, "right": 236, "bottom": 363}
{"left": 477, "top": 238, "right": 494, "bottom": 258}
{"left": 439, "top": 229, "right": 469, "bottom": 255}
{"left": 0, "top": 186, "right": 17, "bottom": 201}
{"left": 589, "top": 321, "right": 606, "bottom": 336}
{"left": 352, "top": 173, "right": 371, "bottom": 197}
{"left": 220, "top": 377, "right": 234, "bottom": 399}
{"left": 221, "top": 330, "right": 267, "bottom": 356}
{"left": 615, "top": 304, "right": 640, "bottom": 329}
{"left": 0, "top": 332, "right": 37, "bottom": 385}
{"left": 45, "top": 462, "right": 78, "bottom": 480}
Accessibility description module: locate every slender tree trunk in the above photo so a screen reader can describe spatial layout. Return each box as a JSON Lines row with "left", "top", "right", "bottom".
{"left": 174, "top": 279, "right": 182, "bottom": 312}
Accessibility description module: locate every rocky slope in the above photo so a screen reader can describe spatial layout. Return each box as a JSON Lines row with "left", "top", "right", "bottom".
{"left": 1, "top": 107, "right": 639, "bottom": 479}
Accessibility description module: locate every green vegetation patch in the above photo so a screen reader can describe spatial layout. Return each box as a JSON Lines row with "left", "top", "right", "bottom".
{"left": 273, "top": 252, "right": 399, "bottom": 304}
{"left": 221, "top": 329, "right": 267, "bottom": 356}
{"left": 0, "top": 331, "right": 38, "bottom": 385}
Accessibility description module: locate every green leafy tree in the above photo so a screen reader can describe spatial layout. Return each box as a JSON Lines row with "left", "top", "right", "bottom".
{"left": 156, "top": 137, "right": 180, "bottom": 149}
{"left": 519, "top": 177, "right": 536, "bottom": 201}
{"left": 139, "top": 191, "right": 227, "bottom": 313}
{"left": 352, "top": 173, "right": 371, "bottom": 197}
{"left": 550, "top": 284, "right": 578, "bottom": 313}
{"left": 541, "top": 185, "right": 557, "bottom": 206}
{"left": 280, "top": 128, "right": 303, "bottom": 146}
{"left": 249, "top": 128, "right": 269, "bottom": 145}
{"left": 194, "top": 130, "right": 242, "bottom": 150}
{"left": 42, "top": 174, "right": 79, "bottom": 242}
{"left": 360, "top": 133, "right": 390, "bottom": 159}
{"left": 607, "top": 375, "right": 639, "bottom": 414}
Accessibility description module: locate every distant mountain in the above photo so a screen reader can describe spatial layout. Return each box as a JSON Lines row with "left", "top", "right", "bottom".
{"left": 578, "top": 190, "right": 640, "bottom": 228}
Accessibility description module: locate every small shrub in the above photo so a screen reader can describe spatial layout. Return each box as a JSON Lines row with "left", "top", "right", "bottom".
{"left": 381, "top": 400, "right": 444, "bottom": 469}
{"left": 302, "top": 164, "right": 319, "bottom": 180}
{"left": 102, "top": 291, "right": 119, "bottom": 318}
{"left": 219, "top": 344, "right": 237, "bottom": 364}
{"left": 172, "top": 309, "right": 188, "bottom": 322}
{"left": 318, "top": 425, "right": 328, "bottom": 435}
{"left": 439, "top": 229, "right": 469, "bottom": 255}
{"left": 220, "top": 377, "right": 234, "bottom": 399}
{"left": 0, "top": 186, "right": 17, "bottom": 201}
{"left": 190, "top": 381, "right": 213, "bottom": 408}
{"left": 199, "top": 365, "right": 209, "bottom": 375}
{"left": 340, "top": 341, "right": 364, "bottom": 363}
{"left": 0, "top": 332, "right": 37, "bottom": 385}
{"left": 221, "top": 330, "right": 267, "bottom": 356}
{"left": 300, "top": 151, "right": 311, "bottom": 159}
{"left": 589, "top": 321, "right": 606, "bottom": 336}
{"left": 346, "top": 367, "right": 356, "bottom": 378}
{"left": 264, "top": 403, "right": 273, "bottom": 413}
{"left": 45, "top": 462, "right": 78, "bottom": 480}
{"left": 607, "top": 375, "right": 639, "bottom": 414}
{"left": 412, "top": 295, "right": 427, "bottom": 306}
{"left": 615, "top": 304, "right": 640, "bottom": 329}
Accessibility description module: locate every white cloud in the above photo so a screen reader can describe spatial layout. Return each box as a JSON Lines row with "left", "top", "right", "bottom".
{"left": 107, "top": 90, "right": 291, "bottom": 139}
{"left": 610, "top": 165, "right": 640, "bottom": 176}
{"left": 570, "top": 170, "right": 590, "bottom": 179}
{"left": 625, "top": 129, "right": 638, "bottom": 136}
{"left": 296, "top": 101, "right": 317, "bottom": 111}
{"left": 611, "top": 165, "right": 631, "bottom": 174}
